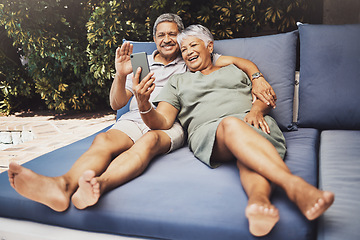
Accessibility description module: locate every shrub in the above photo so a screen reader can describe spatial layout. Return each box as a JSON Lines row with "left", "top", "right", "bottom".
{"left": 86, "top": 0, "right": 152, "bottom": 85}
{"left": 0, "top": 0, "right": 107, "bottom": 113}
{"left": 0, "top": 28, "right": 33, "bottom": 114}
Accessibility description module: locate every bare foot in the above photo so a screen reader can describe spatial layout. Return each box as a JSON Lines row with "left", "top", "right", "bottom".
{"left": 245, "top": 199, "right": 279, "bottom": 237}
{"left": 288, "top": 177, "right": 335, "bottom": 221}
{"left": 304, "top": 191, "right": 334, "bottom": 220}
{"left": 7, "top": 162, "right": 70, "bottom": 212}
{"left": 71, "top": 170, "right": 101, "bottom": 210}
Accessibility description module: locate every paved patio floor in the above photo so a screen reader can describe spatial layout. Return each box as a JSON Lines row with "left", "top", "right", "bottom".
{"left": 0, "top": 110, "right": 116, "bottom": 173}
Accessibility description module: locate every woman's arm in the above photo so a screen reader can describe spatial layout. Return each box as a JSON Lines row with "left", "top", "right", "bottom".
{"left": 132, "top": 68, "right": 178, "bottom": 130}
{"left": 215, "top": 55, "right": 277, "bottom": 108}
{"left": 140, "top": 101, "right": 179, "bottom": 130}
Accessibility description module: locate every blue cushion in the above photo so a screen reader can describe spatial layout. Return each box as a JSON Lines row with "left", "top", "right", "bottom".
{"left": 214, "top": 31, "right": 298, "bottom": 131}
{"left": 298, "top": 24, "right": 360, "bottom": 129}
{"left": 0, "top": 128, "right": 318, "bottom": 239}
{"left": 318, "top": 130, "right": 360, "bottom": 240}
{"left": 123, "top": 39, "right": 156, "bottom": 55}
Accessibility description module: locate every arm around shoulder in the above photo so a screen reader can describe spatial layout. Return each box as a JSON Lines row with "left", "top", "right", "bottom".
{"left": 215, "top": 55, "right": 277, "bottom": 108}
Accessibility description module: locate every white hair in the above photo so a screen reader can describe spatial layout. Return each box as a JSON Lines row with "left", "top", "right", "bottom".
{"left": 177, "top": 24, "right": 214, "bottom": 47}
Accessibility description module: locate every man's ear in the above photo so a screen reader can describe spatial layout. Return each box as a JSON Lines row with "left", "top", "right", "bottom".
{"left": 207, "top": 41, "right": 214, "bottom": 54}
{"left": 153, "top": 36, "right": 156, "bottom": 42}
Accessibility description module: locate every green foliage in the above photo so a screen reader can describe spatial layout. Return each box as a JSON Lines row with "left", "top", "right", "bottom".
{"left": 0, "top": 0, "right": 311, "bottom": 114}
{"left": 86, "top": 0, "right": 152, "bottom": 84}
{"left": 0, "top": 0, "right": 106, "bottom": 113}
{"left": 197, "top": 0, "right": 310, "bottom": 39}
{"left": 0, "top": 52, "right": 33, "bottom": 114}
{"left": 0, "top": 29, "right": 32, "bottom": 114}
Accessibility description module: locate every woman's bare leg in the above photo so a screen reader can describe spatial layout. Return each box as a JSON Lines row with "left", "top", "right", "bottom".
{"left": 212, "top": 117, "right": 334, "bottom": 221}
{"left": 71, "top": 130, "right": 172, "bottom": 209}
{"left": 237, "top": 162, "right": 279, "bottom": 236}
{"left": 8, "top": 129, "right": 134, "bottom": 212}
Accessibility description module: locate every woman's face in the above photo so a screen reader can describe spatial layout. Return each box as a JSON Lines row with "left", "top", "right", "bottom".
{"left": 180, "top": 36, "right": 213, "bottom": 72}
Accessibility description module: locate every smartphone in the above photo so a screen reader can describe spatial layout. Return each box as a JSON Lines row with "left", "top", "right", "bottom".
{"left": 130, "top": 52, "right": 150, "bottom": 82}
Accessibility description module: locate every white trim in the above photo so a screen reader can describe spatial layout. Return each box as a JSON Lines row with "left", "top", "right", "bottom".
{"left": 293, "top": 71, "right": 300, "bottom": 123}
{"left": 0, "top": 217, "right": 143, "bottom": 240}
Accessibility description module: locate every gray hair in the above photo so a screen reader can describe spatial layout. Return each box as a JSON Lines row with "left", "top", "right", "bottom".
{"left": 153, "top": 13, "right": 184, "bottom": 36}
{"left": 177, "top": 24, "right": 214, "bottom": 47}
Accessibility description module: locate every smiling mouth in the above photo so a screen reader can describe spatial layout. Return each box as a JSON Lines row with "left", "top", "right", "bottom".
{"left": 161, "top": 44, "right": 175, "bottom": 49}
{"left": 188, "top": 56, "right": 198, "bottom": 62}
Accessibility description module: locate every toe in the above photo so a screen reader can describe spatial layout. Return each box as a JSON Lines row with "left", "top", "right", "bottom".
{"left": 9, "top": 162, "right": 22, "bottom": 173}
{"left": 83, "top": 170, "right": 96, "bottom": 181}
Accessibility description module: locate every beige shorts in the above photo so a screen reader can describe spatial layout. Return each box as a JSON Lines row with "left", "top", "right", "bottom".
{"left": 110, "top": 120, "right": 184, "bottom": 153}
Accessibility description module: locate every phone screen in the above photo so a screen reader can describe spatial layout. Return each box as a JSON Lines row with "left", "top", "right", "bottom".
{"left": 130, "top": 52, "right": 150, "bottom": 82}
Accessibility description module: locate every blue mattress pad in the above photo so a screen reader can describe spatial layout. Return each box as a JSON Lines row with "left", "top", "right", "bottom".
{"left": 0, "top": 127, "right": 319, "bottom": 239}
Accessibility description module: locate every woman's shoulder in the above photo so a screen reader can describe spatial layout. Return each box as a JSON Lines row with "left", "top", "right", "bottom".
{"left": 220, "top": 64, "right": 246, "bottom": 75}
{"left": 170, "top": 71, "right": 194, "bottom": 81}
{"left": 167, "top": 71, "right": 193, "bottom": 88}
{"left": 220, "top": 64, "right": 251, "bottom": 83}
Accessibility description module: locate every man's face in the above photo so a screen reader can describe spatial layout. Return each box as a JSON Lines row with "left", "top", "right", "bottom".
{"left": 153, "top": 21, "right": 180, "bottom": 59}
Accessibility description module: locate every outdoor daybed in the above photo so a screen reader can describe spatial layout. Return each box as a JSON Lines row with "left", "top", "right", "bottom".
{"left": 0, "top": 23, "right": 359, "bottom": 240}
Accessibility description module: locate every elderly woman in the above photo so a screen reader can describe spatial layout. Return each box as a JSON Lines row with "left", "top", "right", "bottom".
{"left": 133, "top": 25, "right": 334, "bottom": 237}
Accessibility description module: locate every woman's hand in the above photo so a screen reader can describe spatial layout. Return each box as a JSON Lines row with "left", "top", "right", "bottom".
{"left": 244, "top": 110, "right": 270, "bottom": 134}
{"left": 132, "top": 67, "right": 156, "bottom": 111}
{"left": 251, "top": 77, "right": 277, "bottom": 109}
{"left": 132, "top": 69, "right": 177, "bottom": 131}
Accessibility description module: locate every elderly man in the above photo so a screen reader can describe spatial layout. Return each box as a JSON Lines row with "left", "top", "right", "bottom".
{"left": 8, "top": 13, "right": 276, "bottom": 212}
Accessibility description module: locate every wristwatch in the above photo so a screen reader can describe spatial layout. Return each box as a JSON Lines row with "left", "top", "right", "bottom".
{"left": 251, "top": 72, "right": 263, "bottom": 81}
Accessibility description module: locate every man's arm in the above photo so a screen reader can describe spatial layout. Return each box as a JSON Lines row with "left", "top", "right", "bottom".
{"left": 109, "top": 42, "right": 134, "bottom": 110}
{"left": 109, "top": 73, "right": 133, "bottom": 110}
{"left": 215, "top": 55, "right": 277, "bottom": 108}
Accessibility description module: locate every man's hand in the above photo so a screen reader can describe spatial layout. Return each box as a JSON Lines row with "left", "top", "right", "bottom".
{"left": 214, "top": 55, "right": 277, "bottom": 108}
{"left": 251, "top": 77, "right": 277, "bottom": 108}
{"left": 244, "top": 110, "right": 270, "bottom": 134}
{"left": 115, "top": 42, "right": 134, "bottom": 77}
{"left": 132, "top": 67, "right": 156, "bottom": 111}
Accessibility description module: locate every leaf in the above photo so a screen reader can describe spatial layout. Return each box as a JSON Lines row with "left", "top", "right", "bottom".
{"left": 58, "top": 83, "right": 68, "bottom": 92}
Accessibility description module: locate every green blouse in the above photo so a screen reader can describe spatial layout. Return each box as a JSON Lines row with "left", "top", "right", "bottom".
{"left": 154, "top": 64, "right": 286, "bottom": 167}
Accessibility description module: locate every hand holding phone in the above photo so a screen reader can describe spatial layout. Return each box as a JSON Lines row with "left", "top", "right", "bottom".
{"left": 130, "top": 52, "right": 150, "bottom": 82}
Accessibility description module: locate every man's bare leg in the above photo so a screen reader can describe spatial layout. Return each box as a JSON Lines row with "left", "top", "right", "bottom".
{"left": 8, "top": 162, "right": 71, "bottom": 212}
{"left": 70, "top": 169, "right": 100, "bottom": 210}
{"left": 8, "top": 129, "right": 134, "bottom": 212}
{"left": 72, "top": 130, "right": 172, "bottom": 209}
{"left": 213, "top": 117, "right": 334, "bottom": 221}
{"left": 237, "top": 162, "right": 279, "bottom": 237}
